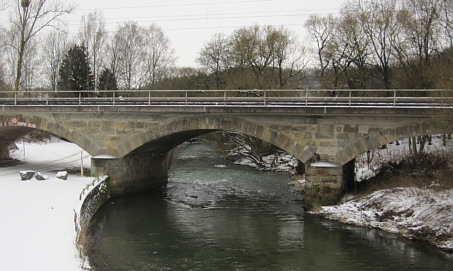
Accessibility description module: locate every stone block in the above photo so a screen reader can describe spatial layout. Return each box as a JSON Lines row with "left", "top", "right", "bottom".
{"left": 35, "top": 172, "right": 48, "bottom": 181}
{"left": 19, "top": 171, "right": 35, "bottom": 181}
{"left": 344, "top": 125, "right": 358, "bottom": 133}
{"left": 56, "top": 171, "right": 68, "bottom": 180}
{"left": 101, "top": 121, "right": 115, "bottom": 134}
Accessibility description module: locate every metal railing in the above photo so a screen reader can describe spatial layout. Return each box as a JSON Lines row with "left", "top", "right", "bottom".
{"left": 0, "top": 89, "right": 452, "bottom": 108}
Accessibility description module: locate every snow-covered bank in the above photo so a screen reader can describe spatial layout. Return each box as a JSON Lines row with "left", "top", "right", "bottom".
{"left": 310, "top": 186, "right": 453, "bottom": 251}
{"left": 311, "top": 135, "right": 453, "bottom": 252}
{"left": 0, "top": 139, "right": 95, "bottom": 270}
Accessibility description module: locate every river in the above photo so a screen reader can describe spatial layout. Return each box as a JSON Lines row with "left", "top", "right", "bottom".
{"left": 86, "top": 141, "right": 453, "bottom": 270}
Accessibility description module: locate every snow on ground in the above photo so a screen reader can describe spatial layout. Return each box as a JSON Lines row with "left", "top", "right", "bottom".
{"left": 311, "top": 135, "right": 453, "bottom": 252}
{"left": 355, "top": 135, "right": 453, "bottom": 182}
{"left": 0, "top": 139, "right": 94, "bottom": 271}
{"left": 234, "top": 152, "right": 299, "bottom": 172}
{"left": 312, "top": 187, "right": 453, "bottom": 251}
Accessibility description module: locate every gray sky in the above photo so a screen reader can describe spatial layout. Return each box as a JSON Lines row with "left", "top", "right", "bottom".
{"left": 6, "top": 0, "right": 338, "bottom": 67}
{"left": 71, "top": 0, "right": 343, "bottom": 66}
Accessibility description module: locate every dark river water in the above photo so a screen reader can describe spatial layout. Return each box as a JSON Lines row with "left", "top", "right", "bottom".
{"left": 86, "top": 142, "right": 453, "bottom": 271}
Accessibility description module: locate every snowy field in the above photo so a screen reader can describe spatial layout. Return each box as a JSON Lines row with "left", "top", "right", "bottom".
{"left": 0, "top": 139, "right": 93, "bottom": 270}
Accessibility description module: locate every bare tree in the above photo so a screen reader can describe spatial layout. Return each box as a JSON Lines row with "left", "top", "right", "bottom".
{"left": 197, "top": 33, "right": 230, "bottom": 89}
{"left": 266, "top": 26, "right": 308, "bottom": 88}
{"left": 6, "top": 0, "right": 72, "bottom": 92}
{"left": 110, "top": 21, "right": 175, "bottom": 90}
{"left": 395, "top": 0, "right": 444, "bottom": 88}
{"left": 42, "top": 29, "right": 68, "bottom": 91}
{"left": 353, "top": 0, "right": 400, "bottom": 89}
{"left": 79, "top": 10, "right": 107, "bottom": 91}
{"left": 111, "top": 21, "right": 146, "bottom": 89}
{"left": 336, "top": 6, "right": 371, "bottom": 89}
{"left": 305, "top": 14, "right": 337, "bottom": 88}
{"left": 142, "top": 24, "right": 175, "bottom": 89}
{"left": 226, "top": 25, "right": 306, "bottom": 89}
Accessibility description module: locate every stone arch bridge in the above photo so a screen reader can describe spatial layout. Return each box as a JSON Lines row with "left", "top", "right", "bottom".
{"left": 1, "top": 91, "right": 452, "bottom": 208}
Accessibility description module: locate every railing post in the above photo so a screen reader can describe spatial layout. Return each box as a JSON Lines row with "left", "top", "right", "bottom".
{"left": 46, "top": 93, "right": 48, "bottom": 106}
{"left": 113, "top": 91, "right": 115, "bottom": 106}
{"left": 224, "top": 90, "right": 226, "bottom": 106}
{"left": 79, "top": 92, "right": 81, "bottom": 106}
{"left": 185, "top": 91, "right": 188, "bottom": 106}
{"left": 264, "top": 91, "right": 267, "bottom": 106}
{"left": 305, "top": 90, "right": 308, "bottom": 107}
{"left": 441, "top": 90, "right": 444, "bottom": 108}
{"left": 349, "top": 90, "right": 352, "bottom": 107}
{"left": 393, "top": 89, "right": 397, "bottom": 107}
{"left": 148, "top": 91, "right": 151, "bottom": 106}
{"left": 14, "top": 92, "right": 17, "bottom": 105}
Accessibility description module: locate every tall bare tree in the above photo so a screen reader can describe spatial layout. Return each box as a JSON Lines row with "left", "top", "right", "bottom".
{"left": 439, "top": 0, "right": 453, "bottom": 47}
{"left": 142, "top": 24, "right": 175, "bottom": 89}
{"left": 197, "top": 33, "right": 230, "bottom": 89}
{"left": 266, "top": 26, "right": 308, "bottom": 88}
{"left": 42, "top": 29, "right": 68, "bottom": 91}
{"left": 305, "top": 14, "right": 337, "bottom": 88}
{"left": 79, "top": 10, "right": 107, "bottom": 91}
{"left": 110, "top": 21, "right": 175, "bottom": 90}
{"left": 395, "top": 0, "right": 444, "bottom": 88}
{"left": 111, "top": 21, "right": 146, "bottom": 90}
{"left": 353, "top": 0, "right": 400, "bottom": 89}
{"left": 6, "top": 0, "right": 72, "bottom": 92}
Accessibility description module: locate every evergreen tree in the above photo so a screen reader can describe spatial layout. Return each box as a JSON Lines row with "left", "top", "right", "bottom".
{"left": 98, "top": 68, "right": 118, "bottom": 90}
{"left": 58, "top": 44, "right": 94, "bottom": 96}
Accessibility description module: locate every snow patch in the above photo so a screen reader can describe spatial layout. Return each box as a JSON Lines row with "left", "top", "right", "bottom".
{"left": 0, "top": 139, "right": 95, "bottom": 270}
{"left": 311, "top": 162, "right": 338, "bottom": 168}
{"left": 93, "top": 154, "right": 118, "bottom": 159}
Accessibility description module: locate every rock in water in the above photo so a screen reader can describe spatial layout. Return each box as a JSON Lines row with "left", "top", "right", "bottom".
{"left": 35, "top": 172, "right": 48, "bottom": 181}
{"left": 19, "top": 171, "right": 35, "bottom": 181}
{"left": 56, "top": 171, "right": 68, "bottom": 180}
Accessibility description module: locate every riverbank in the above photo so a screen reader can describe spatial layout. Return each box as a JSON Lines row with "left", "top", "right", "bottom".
{"left": 0, "top": 139, "right": 93, "bottom": 270}
{"left": 310, "top": 135, "right": 453, "bottom": 252}
{"left": 310, "top": 173, "right": 453, "bottom": 251}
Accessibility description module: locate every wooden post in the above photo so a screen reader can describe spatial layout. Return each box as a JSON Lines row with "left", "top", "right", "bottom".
{"left": 80, "top": 151, "right": 84, "bottom": 177}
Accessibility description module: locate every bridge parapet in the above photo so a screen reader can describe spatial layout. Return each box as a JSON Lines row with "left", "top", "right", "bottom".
{"left": 1, "top": 89, "right": 452, "bottom": 108}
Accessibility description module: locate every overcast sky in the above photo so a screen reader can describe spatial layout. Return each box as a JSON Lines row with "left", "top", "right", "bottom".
{"left": 3, "top": 0, "right": 343, "bottom": 67}
{"left": 72, "top": 0, "right": 344, "bottom": 66}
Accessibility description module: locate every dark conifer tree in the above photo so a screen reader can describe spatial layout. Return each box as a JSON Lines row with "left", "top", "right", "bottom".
{"left": 58, "top": 44, "right": 94, "bottom": 96}
{"left": 98, "top": 68, "right": 118, "bottom": 91}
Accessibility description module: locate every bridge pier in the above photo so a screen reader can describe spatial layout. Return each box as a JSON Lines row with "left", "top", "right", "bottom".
{"left": 304, "top": 160, "right": 354, "bottom": 209}
{"left": 0, "top": 148, "right": 10, "bottom": 159}
{"left": 91, "top": 152, "right": 170, "bottom": 196}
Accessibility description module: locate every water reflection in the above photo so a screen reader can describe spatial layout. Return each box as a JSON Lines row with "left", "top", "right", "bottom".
{"left": 86, "top": 142, "right": 453, "bottom": 271}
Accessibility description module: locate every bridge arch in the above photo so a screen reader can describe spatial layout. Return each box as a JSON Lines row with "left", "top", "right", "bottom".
{"left": 0, "top": 114, "right": 99, "bottom": 156}
{"left": 125, "top": 116, "right": 316, "bottom": 164}
{"left": 336, "top": 120, "right": 453, "bottom": 165}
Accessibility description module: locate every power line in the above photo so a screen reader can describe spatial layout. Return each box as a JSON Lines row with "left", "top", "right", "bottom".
{"left": 74, "top": 0, "right": 274, "bottom": 12}
{"left": 66, "top": 13, "right": 338, "bottom": 29}
{"left": 69, "top": 8, "right": 338, "bottom": 23}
